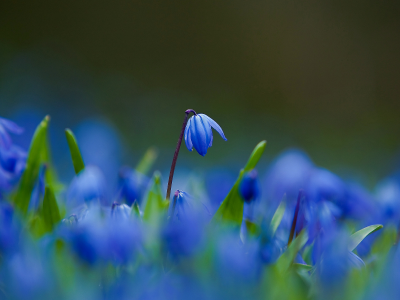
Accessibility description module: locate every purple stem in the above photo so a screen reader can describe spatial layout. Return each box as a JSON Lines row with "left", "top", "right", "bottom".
{"left": 166, "top": 109, "right": 196, "bottom": 200}
{"left": 288, "top": 189, "right": 303, "bottom": 246}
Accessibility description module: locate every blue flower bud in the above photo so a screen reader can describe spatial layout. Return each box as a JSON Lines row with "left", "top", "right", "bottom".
{"left": 184, "top": 113, "right": 227, "bottom": 156}
{"left": 239, "top": 170, "right": 259, "bottom": 203}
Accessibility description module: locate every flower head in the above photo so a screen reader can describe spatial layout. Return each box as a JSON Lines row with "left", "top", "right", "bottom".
{"left": 0, "top": 117, "right": 24, "bottom": 150}
{"left": 184, "top": 113, "right": 227, "bottom": 156}
{"left": 239, "top": 170, "right": 259, "bottom": 203}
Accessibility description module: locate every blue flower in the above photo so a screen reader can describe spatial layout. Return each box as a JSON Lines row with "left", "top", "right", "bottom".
{"left": 118, "top": 166, "right": 149, "bottom": 206}
{"left": 67, "top": 165, "right": 108, "bottom": 209}
{"left": 239, "top": 170, "right": 259, "bottom": 203}
{"left": 184, "top": 113, "right": 227, "bottom": 156}
{"left": 0, "top": 117, "right": 24, "bottom": 150}
{"left": 110, "top": 202, "right": 131, "bottom": 221}
{"left": 0, "top": 145, "right": 27, "bottom": 196}
{"left": 169, "top": 190, "right": 210, "bottom": 221}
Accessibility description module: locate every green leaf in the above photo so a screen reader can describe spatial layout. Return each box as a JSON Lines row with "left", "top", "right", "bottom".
{"left": 14, "top": 116, "right": 50, "bottom": 215}
{"left": 65, "top": 129, "right": 85, "bottom": 174}
{"left": 276, "top": 230, "right": 308, "bottom": 274}
{"left": 42, "top": 186, "right": 61, "bottom": 232}
{"left": 293, "top": 263, "right": 313, "bottom": 272}
{"left": 348, "top": 224, "right": 383, "bottom": 251}
{"left": 143, "top": 171, "right": 168, "bottom": 222}
{"left": 131, "top": 200, "right": 141, "bottom": 219}
{"left": 136, "top": 147, "right": 158, "bottom": 175}
{"left": 270, "top": 200, "right": 286, "bottom": 235}
{"left": 212, "top": 141, "right": 267, "bottom": 226}
{"left": 243, "top": 140, "right": 267, "bottom": 172}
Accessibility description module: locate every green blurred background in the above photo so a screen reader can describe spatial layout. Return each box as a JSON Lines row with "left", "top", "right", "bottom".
{"left": 1, "top": 0, "right": 400, "bottom": 186}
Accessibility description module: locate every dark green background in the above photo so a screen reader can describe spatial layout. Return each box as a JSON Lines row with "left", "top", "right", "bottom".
{"left": 1, "top": 0, "right": 400, "bottom": 185}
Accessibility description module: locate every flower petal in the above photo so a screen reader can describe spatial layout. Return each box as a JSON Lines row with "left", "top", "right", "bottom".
{"left": 0, "top": 125, "right": 12, "bottom": 149}
{"left": 199, "top": 114, "right": 212, "bottom": 149}
{"left": 190, "top": 115, "right": 208, "bottom": 156}
{"left": 0, "top": 117, "right": 24, "bottom": 134}
{"left": 199, "top": 114, "right": 227, "bottom": 141}
{"left": 184, "top": 118, "right": 193, "bottom": 151}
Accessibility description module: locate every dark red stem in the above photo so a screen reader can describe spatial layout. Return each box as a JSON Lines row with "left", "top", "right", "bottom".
{"left": 166, "top": 110, "right": 196, "bottom": 200}
{"left": 288, "top": 190, "right": 303, "bottom": 246}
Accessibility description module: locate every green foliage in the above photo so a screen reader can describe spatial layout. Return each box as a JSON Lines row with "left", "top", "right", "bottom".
{"left": 276, "top": 230, "right": 308, "bottom": 274}
{"left": 131, "top": 201, "right": 141, "bottom": 219}
{"left": 14, "top": 116, "right": 51, "bottom": 215}
{"left": 136, "top": 147, "right": 158, "bottom": 175}
{"left": 348, "top": 224, "right": 383, "bottom": 251}
{"left": 270, "top": 200, "right": 286, "bottom": 235}
{"left": 143, "top": 171, "right": 168, "bottom": 222}
{"left": 65, "top": 128, "right": 85, "bottom": 174}
{"left": 42, "top": 186, "right": 61, "bottom": 232}
{"left": 212, "top": 140, "right": 267, "bottom": 226}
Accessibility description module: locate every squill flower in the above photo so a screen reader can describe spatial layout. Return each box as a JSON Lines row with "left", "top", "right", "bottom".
{"left": 239, "top": 170, "right": 259, "bottom": 203}
{"left": 184, "top": 113, "right": 227, "bottom": 156}
{"left": 0, "top": 117, "right": 24, "bottom": 150}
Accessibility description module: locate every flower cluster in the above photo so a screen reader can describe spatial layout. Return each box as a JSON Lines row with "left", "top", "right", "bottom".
{"left": 0, "top": 113, "right": 398, "bottom": 300}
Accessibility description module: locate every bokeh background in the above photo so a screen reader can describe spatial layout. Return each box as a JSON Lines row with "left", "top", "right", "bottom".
{"left": 1, "top": 0, "right": 400, "bottom": 188}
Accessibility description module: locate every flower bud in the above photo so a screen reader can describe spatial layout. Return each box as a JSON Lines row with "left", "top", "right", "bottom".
{"left": 239, "top": 170, "right": 259, "bottom": 203}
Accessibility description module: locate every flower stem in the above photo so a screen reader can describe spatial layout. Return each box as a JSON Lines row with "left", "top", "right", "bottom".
{"left": 166, "top": 110, "right": 195, "bottom": 200}
{"left": 288, "top": 190, "right": 303, "bottom": 246}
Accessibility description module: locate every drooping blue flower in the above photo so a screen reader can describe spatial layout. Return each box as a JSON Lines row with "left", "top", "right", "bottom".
{"left": 0, "top": 117, "right": 24, "bottom": 150}
{"left": 168, "top": 190, "right": 210, "bottom": 221}
{"left": 184, "top": 113, "right": 227, "bottom": 156}
{"left": 67, "top": 165, "right": 108, "bottom": 209}
{"left": 239, "top": 169, "right": 259, "bottom": 203}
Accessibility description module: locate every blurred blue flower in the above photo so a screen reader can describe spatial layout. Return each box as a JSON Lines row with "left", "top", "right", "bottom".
{"left": 0, "top": 117, "right": 24, "bottom": 150}
{"left": 0, "top": 145, "right": 26, "bottom": 196}
{"left": 375, "top": 178, "right": 400, "bottom": 224}
{"left": 5, "top": 252, "right": 52, "bottom": 299}
{"left": 75, "top": 119, "right": 122, "bottom": 195}
{"left": 67, "top": 165, "right": 108, "bottom": 209}
{"left": 205, "top": 168, "right": 236, "bottom": 213}
{"left": 215, "top": 232, "right": 261, "bottom": 283}
{"left": 306, "top": 168, "right": 345, "bottom": 205}
{"left": 184, "top": 113, "right": 227, "bottom": 156}
{"left": 265, "top": 149, "right": 313, "bottom": 206}
{"left": 315, "top": 228, "right": 365, "bottom": 288}
{"left": 339, "top": 183, "right": 376, "bottom": 221}
{"left": 104, "top": 218, "right": 143, "bottom": 264}
{"left": 239, "top": 169, "right": 259, "bottom": 203}
{"left": 163, "top": 216, "right": 205, "bottom": 259}
{"left": 28, "top": 164, "right": 47, "bottom": 212}
{"left": 0, "top": 203, "right": 21, "bottom": 256}
{"left": 118, "top": 166, "right": 149, "bottom": 206}
{"left": 111, "top": 202, "right": 131, "bottom": 221}
{"left": 169, "top": 190, "right": 210, "bottom": 221}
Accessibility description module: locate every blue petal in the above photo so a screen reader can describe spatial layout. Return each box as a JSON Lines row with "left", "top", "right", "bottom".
{"left": 184, "top": 118, "right": 193, "bottom": 151}
{"left": 199, "top": 114, "right": 212, "bottom": 148}
{"left": 0, "top": 126, "right": 11, "bottom": 149}
{"left": 199, "top": 114, "right": 227, "bottom": 141}
{"left": 0, "top": 118, "right": 24, "bottom": 134}
{"left": 190, "top": 115, "right": 208, "bottom": 156}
